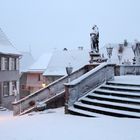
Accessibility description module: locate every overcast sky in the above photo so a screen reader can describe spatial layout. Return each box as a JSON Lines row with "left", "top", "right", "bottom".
{"left": 0, "top": 0, "right": 140, "bottom": 58}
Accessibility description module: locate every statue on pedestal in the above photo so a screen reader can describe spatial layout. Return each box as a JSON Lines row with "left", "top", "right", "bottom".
{"left": 89, "top": 25, "right": 107, "bottom": 63}
{"left": 90, "top": 25, "right": 99, "bottom": 53}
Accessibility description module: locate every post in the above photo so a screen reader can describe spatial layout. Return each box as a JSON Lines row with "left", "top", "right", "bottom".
{"left": 118, "top": 53, "right": 122, "bottom": 64}
{"left": 65, "top": 65, "right": 73, "bottom": 114}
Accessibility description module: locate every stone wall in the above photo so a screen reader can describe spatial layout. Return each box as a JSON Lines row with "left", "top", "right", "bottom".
{"left": 64, "top": 63, "right": 115, "bottom": 112}
{"left": 115, "top": 65, "right": 140, "bottom": 76}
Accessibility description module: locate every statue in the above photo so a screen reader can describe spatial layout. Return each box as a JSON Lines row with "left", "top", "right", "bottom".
{"left": 132, "top": 41, "right": 140, "bottom": 65}
{"left": 90, "top": 25, "right": 99, "bottom": 53}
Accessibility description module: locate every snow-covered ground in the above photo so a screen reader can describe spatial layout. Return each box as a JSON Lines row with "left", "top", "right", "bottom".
{"left": 0, "top": 107, "right": 140, "bottom": 140}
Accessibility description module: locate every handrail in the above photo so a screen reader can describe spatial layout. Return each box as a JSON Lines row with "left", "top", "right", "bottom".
{"left": 65, "top": 63, "right": 109, "bottom": 86}
{"left": 13, "top": 64, "right": 98, "bottom": 115}
{"left": 19, "top": 91, "right": 65, "bottom": 116}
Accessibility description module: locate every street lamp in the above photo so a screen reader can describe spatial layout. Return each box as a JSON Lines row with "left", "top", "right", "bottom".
{"left": 66, "top": 65, "right": 73, "bottom": 82}
{"left": 42, "top": 83, "right": 46, "bottom": 88}
{"left": 106, "top": 44, "right": 113, "bottom": 62}
{"left": 118, "top": 53, "right": 122, "bottom": 64}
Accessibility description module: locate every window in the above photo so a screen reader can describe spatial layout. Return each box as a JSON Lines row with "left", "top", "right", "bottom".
{"left": 12, "top": 81, "right": 17, "bottom": 90}
{"left": 11, "top": 58, "right": 16, "bottom": 70}
{"left": 4, "top": 57, "right": 9, "bottom": 70}
{"left": 3, "top": 81, "right": 9, "bottom": 97}
{"left": 38, "top": 74, "right": 41, "bottom": 81}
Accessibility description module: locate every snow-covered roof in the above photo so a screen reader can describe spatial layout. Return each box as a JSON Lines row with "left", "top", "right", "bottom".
{"left": 100, "top": 43, "right": 134, "bottom": 64}
{"left": 25, "top": 42, "right": 135, "bottom": 75}
{"left": 20, "top": 52, "right": 35, "bottom": 72}
{"left": 0, "top": 28, "right": 21, "bottom": 56}
{"left": 27, "top": 53, "right": 52, "bottom": 73}
{"left": 43, "top": 49, "right": 90, "bottom": 76}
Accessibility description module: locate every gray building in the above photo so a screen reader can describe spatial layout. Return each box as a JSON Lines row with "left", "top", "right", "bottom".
{"left": 0, "top": 28, "right": 21, "bottom": 110}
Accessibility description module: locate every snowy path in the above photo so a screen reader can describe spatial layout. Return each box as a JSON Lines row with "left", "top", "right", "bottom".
{"left": 0, "top": 107, "right": 140, "bottom": 140}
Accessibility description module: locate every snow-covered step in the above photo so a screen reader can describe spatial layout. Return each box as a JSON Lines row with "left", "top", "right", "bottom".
{"left": 68, "top": 76, "right": 140, "bottom": 118}
{"left": 87, "top": 93, "right": 140, "bottom": 105}
{"left": 95, "top": 88, "right": 140, "bottom": 98}
{"left": 81, "top": 98, "right": 140, "bottom": 112}
{"left": 74, "top": 102, "right": 140, "bottom": 118}
{"left": 100, "top": 84, "right": 140, "bottom": 91}
{"left": 107, "top": 81, "right": 140, "bottom": 87}
{"left": 69, "top": 106, "right": 113, "bottom": 118}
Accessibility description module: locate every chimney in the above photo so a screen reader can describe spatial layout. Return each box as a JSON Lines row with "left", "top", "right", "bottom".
{"left": 63, "top": 48, "right": 68, "bottom": 51}
{"left": 78, "top": 46, "right": 84, "bottom": 50}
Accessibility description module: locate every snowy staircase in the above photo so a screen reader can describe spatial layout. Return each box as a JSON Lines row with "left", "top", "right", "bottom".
{"left": 68, "top": 80, "right": 140, "bottom": 118}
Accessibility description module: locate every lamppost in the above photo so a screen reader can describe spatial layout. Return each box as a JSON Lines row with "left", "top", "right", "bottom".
{"left": 42, "top": 82, "right": 46, "bottom": 88}
{"left": 118, "top": 53, "right": 122, "bottom": 64}
{"left": 106, "top": 44, "right": 113, "bottom": 62}
{"left": 66, "top": 65, "right": 73, "bottom": 82}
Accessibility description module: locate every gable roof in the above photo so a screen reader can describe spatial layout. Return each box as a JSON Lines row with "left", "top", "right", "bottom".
{"left": 43, "top": 49, "right": 90, "bottom": 76}
{"left": 20, "top": 52, "right": 35, "bottom": 72}
{"left": 0, "top": 28, "right": 21, "bottom": 56}
{"left": 27, "top": 53, "right": 52, "bottom": 73}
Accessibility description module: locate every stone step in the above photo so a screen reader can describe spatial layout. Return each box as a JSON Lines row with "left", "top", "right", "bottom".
{"left": 74, "top": 102, "right": 140, "bottom": 118}
{"left": 95, "top": 88, "right": 140, "bottom": 98}
{"left": 100, "top": 84, "right": 140, "bottom": 92}
{"left": 68, "top": 107, "right": 113, "bottom": 118}
{"left": 87, "top": 93, "right": 140, "bottom": 105}
{"left": 107, "top": 81, "right": 140, "bottom": 87}
{"left": 68, "top": 78, "right": 140, "bottom": 118}
{"left": 81, "top": 97, "right": 140, "bottom": 112}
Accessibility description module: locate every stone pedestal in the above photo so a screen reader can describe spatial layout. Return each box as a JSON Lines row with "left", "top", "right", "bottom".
{"left": 89, "top": 51, "right": 107, "bottom": 63}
